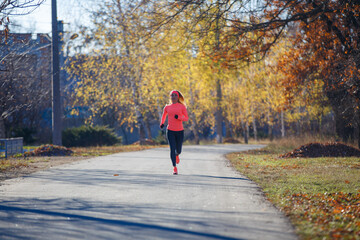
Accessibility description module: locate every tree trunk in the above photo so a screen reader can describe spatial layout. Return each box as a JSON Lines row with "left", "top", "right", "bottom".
{"left": 189, "top": 108, "right": 200, "bottom": 145}
{"left": 281, "top": 110, "right": 285, "bottom": 138}
{"left": 225, "top": 118, "right": 232, "bottom": 138}
{"left": 269, "top": 124, "right": 273, "bottom": 141}
{"left": 157, "top": 99, "right": 162, "bottom": 123}
{"left": 191, "top": 119, "right": 200, "bottom": 145}
{"left": 242, "top": 121, "right": 248, "bottom": 144}
{"left": 194, "top": 131, "right": 200, "bottom": 145}
{"left": 267, "top": 111, "right": 273, "bottom": 141}
{"left": 139, "top": 123, "right": 146, "bottom": 145}
{"left": 134, "top": 107, "right": 146, "bottom": 144}
{"left": 131, "top": 82, "right": 146, "bottom": 145}
{"left": 215, "top": 83, "right": 223, "bottom": 144}
{"left": 246, "top": 122, "right": 250, "bottom": 143}
{"left": 330, "top": 101, "right": 354, "bottom": 143}
{"left": 252, "top": 119, "right": 257, "bottom": 141}
{"left": 120, "top": 125, "right": 128, "bottom": 145}
{"left": 297, "top": 106, "right": 301, "bottom": 136}
{"left": 188, "top": 65, "right": 200, "bottom": 145}
{"left": 251, "top": 109, "right": 257, "bottom": 141}
{"left": 145, "top": 120, "right": 152, "bottom": 140}
{"left": 117, "top": 1, "right": 146, "bottom": 145}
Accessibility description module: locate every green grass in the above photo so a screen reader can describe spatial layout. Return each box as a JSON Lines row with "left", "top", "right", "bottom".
{"left": 23, "top": 146, "right": 39, "bottom": 150}
{"left": 227, "top": 140, "right": 360, "bottom": 240}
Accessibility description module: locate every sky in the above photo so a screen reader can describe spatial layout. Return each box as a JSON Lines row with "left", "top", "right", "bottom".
{"left": 9, "top": 0, "right": 96, "bottom": 35}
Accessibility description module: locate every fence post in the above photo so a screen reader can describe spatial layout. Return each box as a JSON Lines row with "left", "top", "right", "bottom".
{"left": 5, "top": 140, "right": 8, "bottom": 158}
{"left": 0, "top": 138, "right": 23, "bottom": 158}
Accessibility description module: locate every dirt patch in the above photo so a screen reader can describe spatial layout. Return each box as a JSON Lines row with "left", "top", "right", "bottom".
{"left": 0, "top": 156, "right": 90, "bottom": 183}
{"left": 280, "top": 142, "right": 360, "bottom": 158}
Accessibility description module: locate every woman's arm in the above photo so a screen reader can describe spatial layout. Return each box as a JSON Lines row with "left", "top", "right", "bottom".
{"left": 160, "top": 106, "right": 168, "bottom": 125}
{"left": 178, "top": 106, "right": 189, "bottom": 122}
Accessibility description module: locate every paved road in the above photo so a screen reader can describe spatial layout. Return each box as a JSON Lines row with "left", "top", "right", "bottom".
{"left": 0, "top": 144, "right": 297, "bottom": 240}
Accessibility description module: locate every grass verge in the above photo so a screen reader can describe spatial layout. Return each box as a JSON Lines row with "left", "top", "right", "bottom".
{"left": 226, "top": 140, "right": 360, "bottom": 240}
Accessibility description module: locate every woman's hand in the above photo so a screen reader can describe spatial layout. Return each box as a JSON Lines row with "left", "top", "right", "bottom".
{"left": 160, "top": 124, "right": 164, "bottom": 129}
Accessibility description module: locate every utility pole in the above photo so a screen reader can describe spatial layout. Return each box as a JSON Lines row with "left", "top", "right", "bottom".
{"left": 215, "top": 0, "right": 223, "bottom": 143}
{"left": 51, "top": 0, "right": 62, "bottom": 145}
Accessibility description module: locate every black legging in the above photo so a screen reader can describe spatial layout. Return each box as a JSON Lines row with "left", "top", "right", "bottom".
{"left": 166, "top": 129, "right": 184, "bottom": 167}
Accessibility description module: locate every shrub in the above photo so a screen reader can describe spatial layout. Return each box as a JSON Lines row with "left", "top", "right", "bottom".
{"left": 153, "top": 131, "right": 167, "bottom": 145}
{"left": 62, "top": 125, "right": 121, "bottom": 147}
{"left": 11, "top": 127, "right": 37, "bottom": 145}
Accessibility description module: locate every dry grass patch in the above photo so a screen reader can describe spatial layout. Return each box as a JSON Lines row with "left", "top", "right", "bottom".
{"left": 0, "top": 156, "right": 90, "bottom": 182}
{"left": 0, "top": 158, "right": 29, "bottom": 171}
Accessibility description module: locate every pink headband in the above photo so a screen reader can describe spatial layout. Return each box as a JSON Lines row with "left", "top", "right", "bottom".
{"left": 170, "top": 90, "right": 179, "bottom": 97}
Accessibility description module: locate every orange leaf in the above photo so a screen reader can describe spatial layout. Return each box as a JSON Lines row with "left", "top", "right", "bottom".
{"left": 333, "top": 206, "right": 343, "bottom": 214}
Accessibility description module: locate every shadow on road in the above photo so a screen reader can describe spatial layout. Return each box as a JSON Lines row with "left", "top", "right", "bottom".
{"left": 0, "top": 197, "right": 287, "bottom": 240}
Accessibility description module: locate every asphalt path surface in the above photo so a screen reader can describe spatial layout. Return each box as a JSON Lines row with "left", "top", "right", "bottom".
{"left": 0, "top": 144, "right": 297, "bottom": 240}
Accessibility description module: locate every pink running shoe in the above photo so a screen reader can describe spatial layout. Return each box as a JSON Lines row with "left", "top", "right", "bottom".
{"left": 176, "top": 155, "right": 180, "bottom": 164}
{"left": 173, "top": 166, "right": 178, "bottom": 175}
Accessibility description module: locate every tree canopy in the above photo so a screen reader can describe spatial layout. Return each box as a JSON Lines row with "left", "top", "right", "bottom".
{"left": 64, "top": 0, "right": 360, "bottom": 145}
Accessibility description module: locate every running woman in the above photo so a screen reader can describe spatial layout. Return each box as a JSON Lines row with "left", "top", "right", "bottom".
{"left": 160, "top": 90, "right": 189, "bottom": 175}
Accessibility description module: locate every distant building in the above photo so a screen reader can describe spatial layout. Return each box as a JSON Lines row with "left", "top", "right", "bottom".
{"left": 0, "top": 31, "right": 51, "bottom": 70}
{"left": 0, "top": 23, "right": 88, "bottom": 135}
{"left": 0, "top": 31, "right": 52, "bottom": 93}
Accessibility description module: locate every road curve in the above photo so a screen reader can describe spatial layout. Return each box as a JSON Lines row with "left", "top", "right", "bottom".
{"left": 0, "top": 144, "right": 297, "bottom": 240}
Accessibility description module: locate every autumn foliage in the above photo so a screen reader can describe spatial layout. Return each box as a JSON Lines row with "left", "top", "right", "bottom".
{"left": 65, "top": 0, "right": 360, "bottom": 146}
{"left": 273, "top": 0, "right": 360, "bottom": 143}
{"left": 282, "top": 192, "right": 360, "bottom": 239}
{"left": 24, "top": 145, "right": 73, "bottom": 157}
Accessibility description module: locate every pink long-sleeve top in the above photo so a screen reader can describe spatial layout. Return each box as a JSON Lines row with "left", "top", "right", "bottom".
{"left": 161, "top": 103, "right": 189, "bottom": 131}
